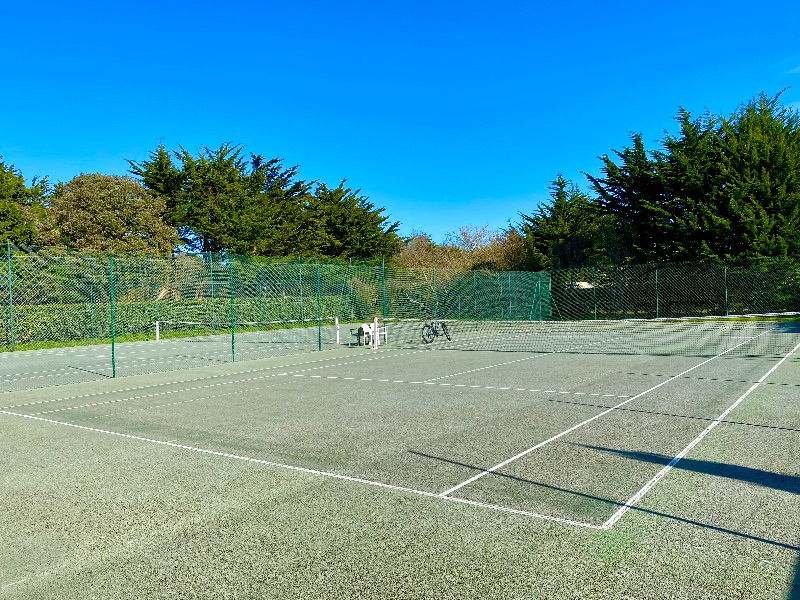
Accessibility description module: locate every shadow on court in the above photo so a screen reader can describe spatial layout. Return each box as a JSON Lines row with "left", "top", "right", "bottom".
{"left": 791, "top": 556, "right": 800, "bottom": 600}
{"left": 409, "top": 449, "right": 799, "bottom": 552}
{"left": 578, "top": 445, "right": 800, "bottom": 495}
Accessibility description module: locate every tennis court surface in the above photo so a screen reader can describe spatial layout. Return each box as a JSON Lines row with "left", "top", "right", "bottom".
{"left": 2, "top": 318, "right": 798, "bottom": 599}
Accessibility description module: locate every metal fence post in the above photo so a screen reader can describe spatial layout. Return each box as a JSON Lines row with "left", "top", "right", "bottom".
{"left": 724, "top": 262, "right": 729, "bottom": 317}
{"left": 472, "top": 270, "right": 477, "bottom": 319}
{"left": 317, "top": 265, "right": 322, "bottom": 351}
{"left": 381, "top": 257, "right": 387, "bottom": 320}
{"left": 655, "top": 265, "right": 659, "bottom": 319}
{"left": 109, "top": 257, "right": 116, "bottom": 378}
{"left": 299, "top": 261, "right": 304, "bottom": 324}
{"left": 432, "top": 267, "right": 437, "bottom": 318}
{"left": 6, "top": 241, "right": 15, "bottom": 351}
{"left": 89, "top": 282, "right": 96, "bottom": 339}
{"left": 229, "top": 260, "right": 235, "bottom": 362}
{"left": 209, "top": 253, "right": 216, "bottom": 326}
{"left": 508, "top": 271, "right": 513, "bottom": 319}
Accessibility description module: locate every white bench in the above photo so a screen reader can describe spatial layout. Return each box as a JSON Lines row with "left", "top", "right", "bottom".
{"left": 348, "top": 321, "right": 388, "bottom": 347}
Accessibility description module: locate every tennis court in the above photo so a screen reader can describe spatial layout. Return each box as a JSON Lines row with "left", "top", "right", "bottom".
{"left": 2, "top": 316, "right": 798, "bottom": 598}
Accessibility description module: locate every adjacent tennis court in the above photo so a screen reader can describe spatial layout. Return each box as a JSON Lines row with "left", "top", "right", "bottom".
{"left": 2, "top": 317, "right": 798, "bottom": 598}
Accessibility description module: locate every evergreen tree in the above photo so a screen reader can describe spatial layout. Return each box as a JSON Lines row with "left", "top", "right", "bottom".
{"left": 517, "top": 174, "right": 610, "bottom": 269}
{"left": 0, "top": 157, "right": 50, "bottom": 245}
{"left": 716, "top": 93, "right": 800, "bottom": 257}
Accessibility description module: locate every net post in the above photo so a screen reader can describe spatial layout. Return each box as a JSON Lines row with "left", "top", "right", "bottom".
{"left": 229, "top": 260, "right": 235, "bottom": 363}
{"left": 317, "top": 264, "right": 322, "bottom": 351}
{"left": 592, "top": 267, "right": 597, "bottom": 320}
{"left": 373, "top": 316, "right": 379, "bottom": 349}
{"left": 109, "top": 256, "right": 116, "bottom": 378}
{"left": 724, "top": 262, "right": 729, "bottom": 317}
{"left": 6, "top": 241, "right": 14, "bottom": 351}
{"left": 335, "top": 316, "right": 340, "bottom": 345}
{"left": 155, "top": 320, "right": 160, "bottom": 341}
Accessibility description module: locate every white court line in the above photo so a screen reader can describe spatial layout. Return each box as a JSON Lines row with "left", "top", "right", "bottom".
{"left": 0, "top": 347, "right": 425, "bottom": 411}
{"left": 421, "top": 336, "right": 626, "bottom": 383}
{"left": 0, "top": 409, "right": 603, "bottom": 529}
{"left": 601, "top": 339, "right": 800, "bottom": 530}
{"left": 438, "top": 330, "right": 772, "bottom": 498}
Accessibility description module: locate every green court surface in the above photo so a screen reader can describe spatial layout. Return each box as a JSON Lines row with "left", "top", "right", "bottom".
{"left": 1, "top": 337, "right": 799, "bottom": 599}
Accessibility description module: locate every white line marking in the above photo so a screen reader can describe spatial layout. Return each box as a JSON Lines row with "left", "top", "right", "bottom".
{"left": 601, "top": 339, "right": 800, "bottom": 529}
{"left": 0, "top": 579, "right": 28, "bottom": 590}
{"left": 437, "top": 330, "right": 772, "bottom": 498}
{"left": 421, "top": 335, "right": 626, "bottom": 383}
{"left": 0, "top": 409, "right": 603, "bottom": 528}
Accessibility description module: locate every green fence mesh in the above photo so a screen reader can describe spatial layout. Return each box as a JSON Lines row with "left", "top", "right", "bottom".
{"left": 2, "top": 245, "right": 799, "bottom": 378}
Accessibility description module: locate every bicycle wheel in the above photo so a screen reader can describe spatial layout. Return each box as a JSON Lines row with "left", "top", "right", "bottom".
{"left": 421, "top": 323, "right": 435, "bottom": 343}
{"left": 441, "top": 321, "right": 451, "bottom": 341}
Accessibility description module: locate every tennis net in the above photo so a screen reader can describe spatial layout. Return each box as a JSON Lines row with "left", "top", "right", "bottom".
{"left": 377, "top": 314, "right": 800, "bottom": 357}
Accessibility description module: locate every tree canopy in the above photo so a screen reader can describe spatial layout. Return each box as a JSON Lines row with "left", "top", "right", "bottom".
{"left": 48, "top": 174, "right": 178, "bottom": 252}
{"left": 583, "top": 92, "right": 800, "bottom": 264}
{"left": 0, "top": 158, "right": 49, "bottom": 245}
{"left": 127, "top": 143, "right": 401, "bottom": 258}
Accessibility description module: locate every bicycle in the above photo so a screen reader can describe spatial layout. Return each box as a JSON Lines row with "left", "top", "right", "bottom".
{"left": 421, "top": 317, "right": 451, "bottom": 343}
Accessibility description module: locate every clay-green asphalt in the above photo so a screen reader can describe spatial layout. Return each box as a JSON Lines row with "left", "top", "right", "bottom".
{"left": 1, "top": 336, "right": 798, "bottom": 598}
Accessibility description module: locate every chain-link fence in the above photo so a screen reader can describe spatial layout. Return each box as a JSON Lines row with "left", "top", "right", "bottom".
{"left": 2, "top": 244, "right": 799, "bottom": 373}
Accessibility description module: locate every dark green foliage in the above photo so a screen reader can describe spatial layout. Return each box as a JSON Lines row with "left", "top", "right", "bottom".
{"left": 716, "top": 94, "right": 800, "bottom": 257}
{"left": 129, "top": 144, "right": 401, "bottom": 258}
{"left": 585, "top": 92, "right": 800, "bottom": 265}
{"left": 303, "top": 181, "right": 401, "bottom": 258}
{"left": 517, "top": 174, "right": 613, "bottom": 269}
{"left": 0, "top": 157, "right": 50, "bottom": 245}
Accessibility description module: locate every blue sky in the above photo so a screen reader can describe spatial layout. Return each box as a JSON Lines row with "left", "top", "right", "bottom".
{"left": 3, "top": 0, "right": 800, "bottom": 243}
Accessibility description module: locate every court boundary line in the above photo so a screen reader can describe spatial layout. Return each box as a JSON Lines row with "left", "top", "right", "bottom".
{"left": 602, "top": 339, "right": 800, "bottom": 529}
{"left": 0, "top": 347, "right": 429, "bottom": 410}
{"left": 0, "top": 408, "right": 604, "bottom": 530}
{"left": 438, "top": 329, "right": 772, "bottom": 498}
{"left": 0, "top": 345, "right": 403, "bottom": 393}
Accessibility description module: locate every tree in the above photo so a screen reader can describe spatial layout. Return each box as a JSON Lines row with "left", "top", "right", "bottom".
{"left": 517, "top": 175, "right": 610, "bottom": 269}
{"left": 584, "top": 92, "right": 800, "bottom": 263}
{"left": 715, "top": 92, "right": 800, "bottom": 257}
{"left": 0, "top": 157, "right": 50, "bottom": 245}
{"left": 48, "top": 174, "right": 178, "bottom": 252}
{"left": 129, "top": 143, "right": 402, "bottom": 258}
{"left": 130, "top": 144, "right": 312, "bottom": 254}
{"left": 655, "top": 108, "right": 727, "bottom": 260}
{"left": 585, "top": 135, "right": 671, "bottom": 263}
{"left": 303, "top": 181, "right": 401, "bottom": 258}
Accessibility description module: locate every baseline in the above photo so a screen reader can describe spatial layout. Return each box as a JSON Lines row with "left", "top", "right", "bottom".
{"left": 0, "top": 408, "right": 604, "bottom": 529}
